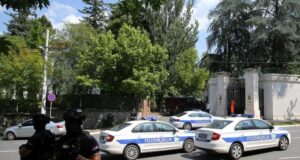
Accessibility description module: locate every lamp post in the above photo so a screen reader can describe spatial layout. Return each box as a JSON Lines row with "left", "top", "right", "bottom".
{"left": 39, "top": 29, "right": 49, "bottom": 115}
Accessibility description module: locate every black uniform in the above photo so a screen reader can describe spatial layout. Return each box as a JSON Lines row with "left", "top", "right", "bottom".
{"left": 55, "top": 108, "right": 100, "bottom": 160}
{"left": 20, "top": 114, "right": 55, "bottom": 160}
{"left": 21, "top": 130, "right": 55, "bottom": 160}
{"left": 55, "top": 131, "right": 100, "bottom": 160}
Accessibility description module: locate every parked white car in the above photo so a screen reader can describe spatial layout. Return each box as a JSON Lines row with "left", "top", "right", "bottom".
{"left": 4, "top": 118, "right": 66, "bottom": 140}
{"left": 169, "top": 110, "right": 224, "bottom": 130}
{"left": 194, "top": 118, "right": 291, "bottom": 160}
{"left": 99, "top": 120, "right": 195, "bottom": 160}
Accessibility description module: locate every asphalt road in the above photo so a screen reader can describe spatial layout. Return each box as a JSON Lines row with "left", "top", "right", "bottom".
{"left": 1, "top": 126, "right": 300, "bottom": 160}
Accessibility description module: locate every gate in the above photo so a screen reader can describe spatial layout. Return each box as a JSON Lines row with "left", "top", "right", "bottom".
{"left": 227, "top": 79, "right": 264, "bottom": 116}
{"left": 227, "top": 79, "right": 245, "bottom": 115}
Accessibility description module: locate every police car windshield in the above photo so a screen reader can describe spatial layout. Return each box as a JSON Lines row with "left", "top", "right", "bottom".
{"left": 204, "top": 120, "right": 232, "bottom": 129}
{"left": 109, "top": 122, "right": 131, "bottom": 131}
{"left": 175, "top": 112, "right": 187, "bottom": 117}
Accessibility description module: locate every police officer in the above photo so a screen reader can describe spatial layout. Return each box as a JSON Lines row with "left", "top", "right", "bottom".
{"left": 19, "top": 114, "right": 55, "bottom": 160}
{"left": 55, "top": 108, "right": 101, "bottom": 160}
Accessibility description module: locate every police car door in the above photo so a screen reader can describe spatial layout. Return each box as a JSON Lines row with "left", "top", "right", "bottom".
{"left": 234, "top": 120, "right": 260, "bottom": 150}
{"left": 132, "top": 122, "right": 161, "bottom": 152}
{"left": 154, "top": 122, "right": 180, "bottom": 149}
{"left": 252, "top": 119, "right": 277, "bottom": 148}
{"left": 198, "top": 112, "right": 212, "bottom": 127}
{"left": 186, "top": 112, "right": 200, "bottom": 128}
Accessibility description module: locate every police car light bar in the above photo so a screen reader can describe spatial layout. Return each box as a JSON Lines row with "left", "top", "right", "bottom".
{"left": 141, "top": 116, "right": 157, "bottom": 121}
{"left": 230, "top": 114, "right": 254, "bottom": 118}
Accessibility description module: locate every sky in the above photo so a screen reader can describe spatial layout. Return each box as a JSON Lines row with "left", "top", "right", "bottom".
{"left": 0, "top": 0, "right": 220, "bottom": 58}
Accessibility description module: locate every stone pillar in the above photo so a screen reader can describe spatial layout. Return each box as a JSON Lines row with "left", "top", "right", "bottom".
{"left": 208, "top": 78, "right": 217, "bottom": 115}
{"left": 216, "top": 72, "right": 230, "bottom": 117}
{"left": 244, "top": 68, "right": 260, "bottom": 118}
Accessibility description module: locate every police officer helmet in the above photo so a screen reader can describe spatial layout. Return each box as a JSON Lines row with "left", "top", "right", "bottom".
{"left": 63, "top": 108, "right": 86, "bottom": 124}
{"left": 33, "top": 114, "right": 50, "bottom": 126}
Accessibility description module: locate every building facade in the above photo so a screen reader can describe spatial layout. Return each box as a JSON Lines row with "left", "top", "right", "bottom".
{"left": 208, "top": 69, "right": 300, "bottom": 120}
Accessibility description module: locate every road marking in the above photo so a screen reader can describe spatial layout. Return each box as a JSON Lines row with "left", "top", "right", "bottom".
{"left": 279, "top": 156, "right": 300, "bottom": 159}
{"left": 0, "top": 150, "right": 17, "bottom": 153}
{"left": 293, "top": 137, "right": 300, "bottom": 139}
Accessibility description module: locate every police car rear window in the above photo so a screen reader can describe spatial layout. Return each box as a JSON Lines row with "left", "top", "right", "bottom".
{"left": 109, "top": 123, "right": 131, "bottom": 131}
{"left": 175, "top": 112, "right": 187, "bottom": 117}
{"left": 204, "top": 120, "right": 232, "bottom": 129}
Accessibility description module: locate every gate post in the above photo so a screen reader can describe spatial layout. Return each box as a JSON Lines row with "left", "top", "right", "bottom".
{"left": 244, "top": 68, "right": 260, "bottom": 118}
{"left": 216, "top": 72, "right": 230, "bottom": 117}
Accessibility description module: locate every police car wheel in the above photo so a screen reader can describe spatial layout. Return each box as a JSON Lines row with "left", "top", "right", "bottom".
{"left": 123, "top": 144, "right": 140, "bottom": 160}
{"left": 183, "top": 139, "right": 194, "bottom": 153}
{"left": 278, "top": 136, "right": 289, "bottom": 151}
{"left": 6, "top": 132, "right": 15, "bottom": 140}
{"left": 229, "top": 143, "right": 243, "bottom": 160}
{"left": 183, "top": 123, "right": 192, "bottom": 130}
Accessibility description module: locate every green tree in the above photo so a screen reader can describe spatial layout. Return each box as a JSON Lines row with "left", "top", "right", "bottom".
{"left": 109, "top": 0, "right": 208, "bottom": 109}
{"left": 49, "top": 23, "right": 98, "bottom": 95}
{"left": 107, "top": 0, "right": 166, "bottom": 35}
{"left": 5, "top": 9, "right": 35, "bottom": 37}
{"left": 248, "top": 0, "right": 300, "bottom": 73}
{"left": 0, "top": 0, "right": 49, "bottom": 11}
{"left": 206, "top": 0, "right": 300, "bottom": 75}
{"left": 173, "top": 48, "right": 209, "bottom": 97}
{"left": 207, "top": 0, "right": 252, "bottom": 76}
{"left": 27, "top": 15, "right": 52, "bottom": 48}
{"left": 80, "top": 0, "right": 107, "bottom": 31}
{"left": 77, "top": 24, "right": 168, "bottom": 98}
{"left": 0, "top": 36, "right": 44, "bottom": 106}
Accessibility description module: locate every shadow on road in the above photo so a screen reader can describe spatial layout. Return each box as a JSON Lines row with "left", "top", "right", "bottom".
{"left": 100, "top": 145, "right": 279, "bottom": 160}
{"left": 181, "top": 151, "right": 229, "bottom": 160}
{"left": 101, "top": 150, "right": 229, "bottom": 160}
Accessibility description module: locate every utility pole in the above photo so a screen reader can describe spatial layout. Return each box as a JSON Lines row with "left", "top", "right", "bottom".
{"left": 40, "top": 29, "right": 49, "bottom": 114}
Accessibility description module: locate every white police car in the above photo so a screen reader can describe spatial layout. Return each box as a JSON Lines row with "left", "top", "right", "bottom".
{"left": 169, "top": 110, "right": 224, "bottom": 130}
{"left": 194, "top": 118, "right": 291, "bottom": 160}
{"left": 99, "top": 120, "right": 195, "bottom": 160}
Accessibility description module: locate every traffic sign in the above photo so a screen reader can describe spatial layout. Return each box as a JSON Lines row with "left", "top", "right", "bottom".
{"left": 47, "top": 93, "right": 56, "bottom": 102}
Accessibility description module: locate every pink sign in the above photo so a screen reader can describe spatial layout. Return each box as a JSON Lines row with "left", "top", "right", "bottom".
{"left": 47, "top": 93, "right": 56, "bottom": 102}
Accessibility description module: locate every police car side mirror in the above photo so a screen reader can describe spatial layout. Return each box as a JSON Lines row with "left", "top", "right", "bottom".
{"left": 18, "top": 124, "right": 22, "bottom": 128}
{"left": 269, "top": 126, "right": 274, "bottom": 130}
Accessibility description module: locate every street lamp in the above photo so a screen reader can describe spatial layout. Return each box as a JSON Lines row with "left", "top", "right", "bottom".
{"left": 39, "top": 29, "right": 49, "bottom": 115}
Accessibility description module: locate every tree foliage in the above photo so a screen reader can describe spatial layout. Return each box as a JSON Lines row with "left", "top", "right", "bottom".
{"left": 0, "top": 36, "right": 44, "bottom": 100}
{"left": 205, "top": 0, "right": 300, "bottom": 75}
{"left": 5, "top": 9, "right": 35, "bottom": 37}
{"left": 173, "top": 48, "right": 209, "bottom": 97}
{"left": 6, "top": 9, "right": 52, "bottom": 48}
{"left": 76, "top": 24, "right": 168, "bottom": 98}
{"left": 105, "top": 0, "right": 209, "bottom": 112}
{"left": 51, "top": 23, "right": 168, "bottom": 99}
{"left": 0, "top": 0, "right": 49, "bottom": 11}
{"left": 80, "top": 0, "right": 107, "bottom": 31}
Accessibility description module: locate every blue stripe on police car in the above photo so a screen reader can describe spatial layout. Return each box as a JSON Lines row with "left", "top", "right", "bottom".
{"left": 222, "top": 134, "right": 287, "bottom": 143}
{"left": 180, "top": 120, "right": 211, "bottom": 123}
{"left": 117, "top": 136, "right": 193, "bottom": 144}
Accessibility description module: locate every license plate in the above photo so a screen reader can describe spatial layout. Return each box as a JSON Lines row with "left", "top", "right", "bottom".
{"left": 198, "top": 134, "right": 207, "bottom": 139}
